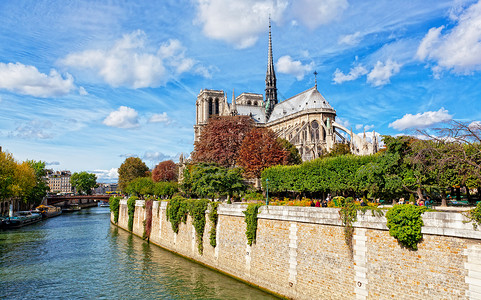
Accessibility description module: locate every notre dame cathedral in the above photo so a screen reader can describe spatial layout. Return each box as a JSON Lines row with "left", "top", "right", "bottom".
{"left": 194, "top": 22, "right": 378, "bottom": 162}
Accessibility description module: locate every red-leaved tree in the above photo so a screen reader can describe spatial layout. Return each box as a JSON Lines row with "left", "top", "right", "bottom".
{"left": 192, "top": 116, "right": 254, "bottom": 168}
{"left": 237, "top": 127, "right": 289, "bottom": 178}
{"left": 152, "top": 160, "right": 178, "bottom": 182}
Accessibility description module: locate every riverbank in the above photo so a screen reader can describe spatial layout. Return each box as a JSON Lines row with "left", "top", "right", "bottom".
{"left": 113, "top": 199, "right": 481, "bottom": 299}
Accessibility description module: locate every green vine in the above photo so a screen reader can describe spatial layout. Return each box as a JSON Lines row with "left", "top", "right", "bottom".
{"left": 465, "top": 202, "right": 481, "bottom": 230}
{"left": 109, "top": 196, "right": 121, "bottom": 224}
{"left": 386, "top": 204, "right": 427, "bottom": 250}
{"left": 189, "top": 199, "right": 209, "bottom": 254}
{"left": 166, "top": 195, "right": 189, "bottom": 234}
{"left": 338, "top": 197, "right": 357, "bottom": 251}
{"left": 209, "top": 202, "right": 220, "bottom": 247}
{"left": 127, "top": 196, "right": 138, "bottom": 232}
{"left": 243, "top": 203, "right": 263, "bottom": 246}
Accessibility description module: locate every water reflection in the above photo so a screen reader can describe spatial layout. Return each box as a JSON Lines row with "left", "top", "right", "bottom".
{"left": 0, "top": 207, "right": 278, "bottom": 300}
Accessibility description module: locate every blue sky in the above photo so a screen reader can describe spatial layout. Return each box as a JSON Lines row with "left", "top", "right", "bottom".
{"left": 1, "top": 0, "right": 480, "bottom": 182}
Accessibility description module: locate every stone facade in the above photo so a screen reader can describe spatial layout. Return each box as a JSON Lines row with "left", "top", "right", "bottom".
{"left": 114, "top": 201, "right": 481, "bottom": 299}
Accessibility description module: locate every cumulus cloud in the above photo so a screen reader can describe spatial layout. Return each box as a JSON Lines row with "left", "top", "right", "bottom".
{"left": 103, "top": 106, "right": 139, "bottom": 129}
{"left": 276, "top": 55, "right": 314, "bottom": 80}
{"left": 292, "top": 0, "right": 348, "bottom": 30}
{"left": 61, "top": 30, "right": 205, "bottom": 88}
{"left": 149, "top": 112, "right": 171, "bottom": 124}
{"left": 9, "top": 120, "right": 53, "bottom": 139}
{"left": 416, "top": 1, "right": 481, "bottom": 75}
{"left": 78, "top": 86, "right": 88, "bottom": 95}
{"left": 336, "top": 117, "right": 350, "bottom": 129}
{"left": 92, "top": 168, "right": 118, "bottom": 182}
{"left": 469, "top": 121, "right": 481, "bottom": 129}
{"left": 143, "top": 151, "right": 174, "bottom": 162}
{"left": 195, "top": 0, "right": 288, "bottom": 49}
{"left": 338, "top": 31, "right": 362, "bottom": 46}
{"left": 389, "top": 108, "right": 453, "bottom": 131}
{"left": 46, "top": 161, "right": 60, "bottom": 166}
{"left": 333, "top": 65, "right": 367, "bottom": 84}
{"left": 0, "top": 62, "right": 75, "bottom": 97}
{"left": 366, "top": 60, "right": 401, "bottom": 87}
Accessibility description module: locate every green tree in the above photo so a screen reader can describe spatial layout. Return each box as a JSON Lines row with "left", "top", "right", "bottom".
{"left": 71, "top": 171, "right": 97, "bottom": 195}
{"left": 327, "top": 143, "right": 351, "bottom": 157}
{"left": 125, "top": 177, "right": 155, "bottom": 198}
{"left": 25, "top": 160, "right": 50, "bottom": 207}
{"left": 277, "top": 138, "right": 302, "bottom": 165}
{"left": 118, "top": 157, "right": 149, "bottom": 191}
{"left": 0, "top": 151, "right": 19, "bottom": 200}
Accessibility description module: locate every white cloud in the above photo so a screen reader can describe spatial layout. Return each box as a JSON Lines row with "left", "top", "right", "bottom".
{"left": 103, "top": 106, "right": 139, "bottom": 129}
{"left": 149, "top": 112, "right": 171, "bottom": 124}
{"left": 389, "top": 108, "right": 453, "bottom": 131}
{"left": 366, "top": 59, "right": 401, "bottom": 87}
{"left": 0, "top": 62, "right": 75, "bottom": 97}
{"left": 469, "top": 121, "right": 481, "bottom": 129}
{"left": 143, "top": 151, "right": 174, "bottom": 162}
{"left": 92, "top": 168, "right": 118, "bottom": 182}
{"left": 333, "top": 65, "right": 367, "bottom": 84}
{"left": 336, "top": 117, "right": 350, "bottom": 129}
{"left": 355, "top": 124, "right": 363, "bottom": 130}
{"left": 292, "top": 0, "right": 348, "bottom": 30}
{"left": 61, "top": 31, "right": 205, "bottom": 88}
{"left": 46, "top": 161, "right": 60, "bottom": 166}
{"left": 276, "top": 55, "right": 314, "bottom": 80}
{"left": 338, "top": 31, "right": 362, "bottom": 46}
{"left": 195, "top": 0, "right": 288, "bottom": 49}
{"left": 355, "top": 124, "right": 374, "bottom": 131}
{"left": 364, "top": 124, "right": 375, "bottom": 131}
{"left": 78, "top": 86, "right": 88, "bottom": 95}
{"left": 9, "top": 120, "right": 53, "bottom": 139}
{"left": 416, "top": 1, "right": 481, "bottom": 74}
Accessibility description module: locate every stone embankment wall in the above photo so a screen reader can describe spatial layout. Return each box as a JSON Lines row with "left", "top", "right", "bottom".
{"left": 114, "top": 200, "right": 481, "bottom": 299}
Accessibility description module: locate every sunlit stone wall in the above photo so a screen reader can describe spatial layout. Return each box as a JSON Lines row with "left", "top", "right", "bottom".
{"left": 115, "top": 201, "right": 481, "bottom": 300}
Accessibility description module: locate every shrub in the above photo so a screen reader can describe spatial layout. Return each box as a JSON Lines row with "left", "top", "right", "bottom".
{"left": 386, "top": 204, "right": 427, "bottom": 250}
{"left": 243, "top": 203, "right": 263, "bottom": 246}
{"left": 127, "top": 196, "right": 138, "bottom": 231}
{"left": 465, "top": 202, "right": 481, "bottom": 230}
{"left": 209, "top": 202, "right": 220, "bottom": 247}
{"left": 165, "top": 195, "right": 189, "bottom": 234}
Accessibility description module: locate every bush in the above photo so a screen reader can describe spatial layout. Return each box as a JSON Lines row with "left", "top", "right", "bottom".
{"left": 465, "top": 202, "right": 481, "bottom": 230}
{"left": 243, "top": 203, "right": 263, "bottom": 246}
{"left": 127, "top": 196, "right": 138, "bottom": 231}
{"left": 386, "top": 204, "right": 427, "bottom": 250}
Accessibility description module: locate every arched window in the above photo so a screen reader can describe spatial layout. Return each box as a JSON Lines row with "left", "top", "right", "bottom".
{"left": 311, "top": 121, "right": 319, "bottom": 141}
{"left": 215, "top": 98, "right": 220, "bottom": 115}
{"left": 253, "top": 101, "right": 258, "bottom": 106}
{"left": 208, "top": 98, "right": 213, "bottom": 117}
{"left": 247, "top": 100, "right": 251, "bottom": 105}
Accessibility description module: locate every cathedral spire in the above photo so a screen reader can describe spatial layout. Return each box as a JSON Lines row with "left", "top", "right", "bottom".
{"left": 265, "top": 17, "right": 277, "bottom": 114}
{"left": 231, "top": 89, "right": 237, "bottom": 115}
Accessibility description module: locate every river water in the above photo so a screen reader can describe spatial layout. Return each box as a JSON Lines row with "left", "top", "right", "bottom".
{"left": 0, "top": 207, "right": 278, "bottom": 299}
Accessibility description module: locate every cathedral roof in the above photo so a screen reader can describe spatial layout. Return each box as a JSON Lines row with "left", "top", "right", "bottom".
{"left": 267, "top": 86, "right": 335, "bottom": 122}
{"left": 236, "top": 105, "right": 267, "bottom": 123}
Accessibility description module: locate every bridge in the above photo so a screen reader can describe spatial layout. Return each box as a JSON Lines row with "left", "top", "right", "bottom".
{"left": 46, "top": 194, "right": 112, "bottom": 207}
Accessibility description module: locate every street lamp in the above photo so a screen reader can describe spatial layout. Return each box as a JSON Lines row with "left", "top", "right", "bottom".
{"left": 266, "top": 178, "right": 269, "bottom": 205}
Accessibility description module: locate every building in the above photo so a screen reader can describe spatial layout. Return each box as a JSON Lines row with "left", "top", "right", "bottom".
{"left": 194, "top": 21, "right": 378, "bottom": 161}
{"left": 93, "top": 183, "right": 119, "bottom": 195}
{"left": 46, "top": 170, "right": 73, "bottom": 194}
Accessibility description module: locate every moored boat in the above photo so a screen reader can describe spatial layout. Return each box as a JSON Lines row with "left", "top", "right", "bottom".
{"left": 1, "top": 211, "right": 42, "bottom": 229}
{"left": 35, "top": 205, "right": 62, "bottom": 218}
{"left": 62, "top": 205, "right": 81, "bottom": 213}
{"left": 98, "top": 201, "right": 110, "bottom": 207}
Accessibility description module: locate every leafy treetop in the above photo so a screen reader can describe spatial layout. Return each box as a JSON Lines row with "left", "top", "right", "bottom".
{"left": 118, "top": 157, "right": 149, "bottom": 191}
{"left": 152, "top": 160, "right": 178, "bottom": 182}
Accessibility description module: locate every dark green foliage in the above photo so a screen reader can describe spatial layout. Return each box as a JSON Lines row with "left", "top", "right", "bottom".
{"left": 71, "top": 171, "right": 97, "bottom": 195}
{"left": 109, "top": 196, "right": 121, "bottom": 224}
{"left": 127, "top": 196, "right": 138, "bottom": 231}
{"left": 243, "top": 203, "right": 263, "bottom": 246}
{"left": 125, "top": 177, "right": 154, "bottom": 197}
{"left": 166, "top": 196, "right": 189, "bottom": 234}
{"left": 277, "top": 138, "right": 302, "bottom": 165}
{"left": 189, "top": 199, "right": 209, "bottom": 254}
{"left": 153, "top": 181, "right": 178, "bottom": 199}
{"left": 338, "top": 197, "right": 357, "bottom": 250}
{"left": 466, "top": 202, "right": 481, "bottom": 230}
{"left": 181, "top": 163, "right": 246, "bottom": 199}
{"left": 209, "top": 202, "right": 220, "bottom": 247}
{"left": 386, "top": 204, "right": 427, "bottom": 250}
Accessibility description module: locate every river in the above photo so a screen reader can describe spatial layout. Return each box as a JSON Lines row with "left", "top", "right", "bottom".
{"left": 0, "top": 207, "right": 279, "bottom": 299}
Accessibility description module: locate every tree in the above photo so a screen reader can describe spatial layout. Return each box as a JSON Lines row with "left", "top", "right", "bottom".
{"left": 125, "top": 177, "right": 154, "bottom": 198}
{"left": 192, "top": 116, "right": 254, "bottom": 168}
{"left": 152, "top": 160, "right": 178, "bottom": 182}
{"left": 118, "top": 157, "right": 149, "bottom": 191}
{"left": 237, "top": 127, "right": 289, "bottom": 178}
{"left": 277, "top": 138, "right": 302, "bottom": 165}
{"left": 0, "top": 151, "right": 19, "bottom": 201}
{"left": 25, "top": 160, "right": 50, "bottom": 207}
{"left": 71, "top": 171, "right": 97, "bottom": 195}
{"left": 327, "top": 143, "right": 351, "bottom": 157}
{"left": 181, "top": 163, "right": 246, "bottom": 200}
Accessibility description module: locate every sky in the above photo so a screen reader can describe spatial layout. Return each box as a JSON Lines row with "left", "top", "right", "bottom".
{"left": 1, "top": 0, "right": 481, "bottom": 183}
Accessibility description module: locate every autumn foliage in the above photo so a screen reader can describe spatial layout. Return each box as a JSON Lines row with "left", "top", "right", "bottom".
{"left": 192, "top": 116, "right": 254, "bottom": 168}
{"left": 237, "top": 127, "right": 289, "bottom": 178}
{"left": 152, "top": 160, "right": 178, "bottom": 182}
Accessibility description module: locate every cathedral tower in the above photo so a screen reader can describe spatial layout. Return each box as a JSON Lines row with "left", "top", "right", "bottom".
{"left": 265, "top": 19, "right": 277, "bottom": 116}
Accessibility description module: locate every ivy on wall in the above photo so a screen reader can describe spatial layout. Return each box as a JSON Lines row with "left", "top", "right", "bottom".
{"left": 465, "top": 202, "right": 481, "bottom": 229}
{"left": 209, "top": 202, "right": 220, "bottom": 248}
{"left": 386, "top": 204, "right": 427, "bottom": 250}
{"left": 109, "top": 196, "right": 121, "bottom": 224}
{"left": 243, "top": 203, "right": 263, "bottom": 246}
{"left": 127, "top": 196, "right": 138, "bottom": 232}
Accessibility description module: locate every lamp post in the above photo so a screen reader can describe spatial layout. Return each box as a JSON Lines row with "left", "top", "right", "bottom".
{"left": 266, "top": 178, "right": 269, "bottom": 205}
